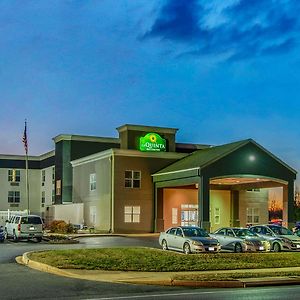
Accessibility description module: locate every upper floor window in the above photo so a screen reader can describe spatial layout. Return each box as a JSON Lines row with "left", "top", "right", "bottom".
{"left": 8, "top": 191, "right": 20, "bottom": 203}
{"left": 8, "top": 169, "right": 20, "bottom": 182}
{"left": 56, "top": 180, "right": 61, "bottom": 196}
{"left": 125, "top": 170, "right": 141, "bottom": 188}
{"left": 41, "top": 191, "right": 45, "bottom": 204}
{"left": 52, "top": 167, "right": 55, "bottom": 183}
{"left": 90, "top": 173, "right": 96, "bottom": 191}
{"left": 42, "top": 170, "right": 46, "bottom": 184}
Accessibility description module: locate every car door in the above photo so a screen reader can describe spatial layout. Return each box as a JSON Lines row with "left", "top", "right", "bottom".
{"left": 212, "top": 228, "right": 227, "bottom": 248}
{"left": 173, "top": 228, "right": 185, "bottom": 250}
{"left": 166, "top": 228, "right": 177, "bottom": 249}
{"left": 224, "top": 229, "right": 236, "bottom": 250}
{"left": 6, "top": 216, "right": 15, "bottom": 236}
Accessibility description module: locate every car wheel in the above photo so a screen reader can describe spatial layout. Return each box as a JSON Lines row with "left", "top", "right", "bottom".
{"left": 183, "top": 242, "right": 191, "bottom": 254}
{"left": 13, "top": 231, "right": 18, "bottom": 242}
{"left": 273, "top": 242, "right": 281, "bottom": 252}
{"left": 36, "top": 237, "right": 42, "bottom": 243}
{"left": 0, "top": 239, "right": 4, "bottom": 243}
{"left": 234, "top": 243, "right": 243, "bottom": 253}
{"left": 162, "top": 239, "right": 168, "bottom": 251}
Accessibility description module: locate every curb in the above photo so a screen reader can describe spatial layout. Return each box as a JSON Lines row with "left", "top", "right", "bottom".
{"left": 18, "top": 252, "right": 300, "bottom": 288}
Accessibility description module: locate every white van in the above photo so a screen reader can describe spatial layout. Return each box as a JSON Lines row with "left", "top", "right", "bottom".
{"left": 5, "top": 214, "right": 43, "bottom": 242}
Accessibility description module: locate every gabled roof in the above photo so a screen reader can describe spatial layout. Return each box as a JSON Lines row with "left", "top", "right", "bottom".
{"left": 154, "top": 139, "right": 297, "bottom": 176}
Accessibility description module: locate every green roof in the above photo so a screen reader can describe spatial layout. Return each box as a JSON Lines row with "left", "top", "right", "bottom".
{"left": 154, "top": 138, "right": 297, "bottom": 176}
{"left": 154, "top": 139, "right": 250, "bottom": 175}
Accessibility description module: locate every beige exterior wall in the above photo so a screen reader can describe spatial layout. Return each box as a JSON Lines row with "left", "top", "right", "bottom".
{"left": 0, "top": 168, "right": 42, "bottom": 215}
{"left": 40, "top": 166, "right": 55, "bottom": 218}
{"left": 239, "top": 189, "right": 269, "bottom": 227}
{"left": 72, "top": 157, "right": 112, "bottom": 231}
{"left": 209, "top": 190, "right": 231, "bottom": 232}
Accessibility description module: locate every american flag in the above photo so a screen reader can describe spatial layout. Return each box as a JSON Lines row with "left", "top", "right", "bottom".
{"left": 22, "top": 120, "right": 28, "bottom": 155}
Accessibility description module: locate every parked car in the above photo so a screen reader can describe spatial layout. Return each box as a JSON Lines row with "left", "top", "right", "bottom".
{"left": 210, "top": 227, "right": 271, "bottom": 252}
{"left": 250, "top": 224, "right": 300, "bottom": 251}
{"left": 159, "top": 226, "right": 220, "bottom": 254}
{"left": 0, "top": 226, "right": 5, "bottom": 243}
{"left": 5, "top": 214, "right": 43, "bottom": 242}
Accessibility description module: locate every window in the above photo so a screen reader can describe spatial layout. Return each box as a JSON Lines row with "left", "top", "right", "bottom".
{"left": 181, "top": 204, "right": 198, "bottom": 226}
{"left": 124, "top": 206, "right": 140, "bottom": 223}
{"left": 41, "top": 191, "right": 45, "bottom": 205}
{"left": 90, "top": 173, "right": 96, "bottom": 191}
{"left": 214, "top": 207, "right": 220, "bottom": 224}
{"left": 125, "top": 171, "right": 141, "bottom": 188}
{"left": 8, "top": 191, "right": 20, "bottom": 203}
{"left": 52, "top": 167, "right": 55, "bottom": 183}
{"left": 172, "top": 208, "right": 178, "bottom": 225}
{"left": 247, "top": 207, "right": 260, "bottom": 224}
{"left": 52, "top": 189, "right": 55, "bottom": 204}
{"left": 56, "top": 180, "right": 61, "bottom": 196}
{"left": 8, "top": 169, "right": 20, "bottom": 182}
{"left": 41, "top": 170, "right": 46, "bottom": 184}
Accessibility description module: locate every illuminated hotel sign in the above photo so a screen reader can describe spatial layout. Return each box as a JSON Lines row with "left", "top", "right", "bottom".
{"left": 139, "top": 133, "right": 166, "bottom": 152}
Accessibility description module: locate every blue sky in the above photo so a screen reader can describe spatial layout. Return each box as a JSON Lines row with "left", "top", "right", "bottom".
{"left": 0, "top": 0, "right": 299, "bottom": 181}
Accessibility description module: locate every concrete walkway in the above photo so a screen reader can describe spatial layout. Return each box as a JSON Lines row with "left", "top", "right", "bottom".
{"left": 18, "top": 251, "right": 300, "bottom": 288}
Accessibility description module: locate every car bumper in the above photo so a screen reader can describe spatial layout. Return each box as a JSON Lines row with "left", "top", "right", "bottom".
{"left": 191, "top": 245, "right": 221, "bottom": 253}
{"left": 283, "top": 243, "right": 300, "bottom": 251}
{"left": 18, "top": 232, "right": 43, "bottom": 239}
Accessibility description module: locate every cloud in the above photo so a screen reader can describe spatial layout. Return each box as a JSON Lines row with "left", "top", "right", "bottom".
{"left": 142, "top": 0, "right": 300, "bottom": 61}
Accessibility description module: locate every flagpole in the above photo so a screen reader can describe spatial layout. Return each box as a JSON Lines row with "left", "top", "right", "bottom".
{"left": 25, "top": 151, "right": 30, "bottom": 214}
{"left": 23, "top": 119, "right": 30, "bottom": 214}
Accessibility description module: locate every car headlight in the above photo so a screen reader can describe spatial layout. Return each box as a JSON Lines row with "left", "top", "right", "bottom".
{"left": 191, "top": 240, "right": 203, "bottom": 246}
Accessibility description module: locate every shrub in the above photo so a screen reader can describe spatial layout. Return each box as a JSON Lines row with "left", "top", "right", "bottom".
{"left": 47, "top": 220, "right": 77, "bottom": 234}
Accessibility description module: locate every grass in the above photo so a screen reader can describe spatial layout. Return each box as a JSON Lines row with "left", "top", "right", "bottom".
{"left": 28, "top": 247, "right": 300, "bottom": 272}
{"left": 173, "top": 272, "right": 300, "bottom": 281}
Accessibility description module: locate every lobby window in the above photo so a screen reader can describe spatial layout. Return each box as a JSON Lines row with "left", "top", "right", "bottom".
{"left": 8, "top": 191, "right": 20, "bottom": 203}
{"left": 247, "top": 207, "right": 260, "bottom": 224}
{"left": 90, "top": 173, "right": 96, "bottom": 191}
{"left": 125, "top": 171, "right": 141, "bottom": 188}
{"left": 42, "top": 170, "right": 46, "bottom": 186}
{"left": 124, "top": 206, "right": 140, "bottom": 223}
{"left": 41, "top": 191, "right": 45, "bottom": 207}
{"left": 56, "top": 180, "right": 61, "bottom": 196}
{"left": 8, "top": 169, "right": 20, "bottom": 182}
{"left": 172, "top": 208, "right": 178, "bottom": 224}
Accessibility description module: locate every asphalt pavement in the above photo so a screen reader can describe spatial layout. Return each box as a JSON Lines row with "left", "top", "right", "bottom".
{"left": 2, "top": 236, "right": 300, "bottom": 300}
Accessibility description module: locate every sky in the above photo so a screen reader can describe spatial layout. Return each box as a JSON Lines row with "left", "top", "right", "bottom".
{"left": 0, "top": 0, "right": 300, "bottom": 183}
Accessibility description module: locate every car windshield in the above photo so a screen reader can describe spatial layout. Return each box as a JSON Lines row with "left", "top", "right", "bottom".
{"left": 20, "top": 217, "right": 42, "bottom": 224}
{"left": 269, "top": 225, "right": 293, "bottom": 235}
{"left": 182, "top": 227, "right": 209, "bottom": 238}
{"left": 233, "top": 228, "right": 257, "bottom": 237}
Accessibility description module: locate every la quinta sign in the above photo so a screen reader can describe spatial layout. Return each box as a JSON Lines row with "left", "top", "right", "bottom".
{"left": 139, "top": 133, "right": 166, "bottom": 152}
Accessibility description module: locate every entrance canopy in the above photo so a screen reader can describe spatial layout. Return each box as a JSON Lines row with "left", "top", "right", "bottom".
{"left": 153, "top": 139, "right": 297, "bottom": 230}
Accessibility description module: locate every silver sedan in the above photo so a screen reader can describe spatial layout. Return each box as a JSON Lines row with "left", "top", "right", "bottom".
{"left": 210, "top": 227, "right": 271, "bottom": 252}
{"left": 159, "top": 226, "right": 220, "bottom": 254}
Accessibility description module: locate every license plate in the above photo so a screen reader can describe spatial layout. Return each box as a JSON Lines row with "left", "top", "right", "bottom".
{"left": 296, "top": 244, "right": 300, "bottom": 249}
{"left": 29, "top": 227, "right": 35, "bottom": 231}
{"left": 208, "top": 247, "right": 215, "bottom": 251}
{"left": 259, "top": 246, "right": 264, "bottom": 251}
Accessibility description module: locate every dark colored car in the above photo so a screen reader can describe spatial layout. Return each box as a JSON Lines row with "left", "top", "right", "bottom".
{"left": 0, "top": 226, "right": 5, "bottom": 243}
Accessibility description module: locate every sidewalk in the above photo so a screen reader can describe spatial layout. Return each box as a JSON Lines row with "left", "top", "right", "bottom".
{"left": 18, "top": 251, "right": 300, "bottom": 288}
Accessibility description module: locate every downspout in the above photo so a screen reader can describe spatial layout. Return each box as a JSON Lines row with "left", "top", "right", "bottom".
{"left": 109, "top": 153, "right": 114, "bottom": 233}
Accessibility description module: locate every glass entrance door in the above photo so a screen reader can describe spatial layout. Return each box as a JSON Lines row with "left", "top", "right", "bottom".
{"left": 181, "top": 204, "right": 198, "bottom": 226}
